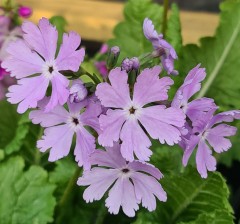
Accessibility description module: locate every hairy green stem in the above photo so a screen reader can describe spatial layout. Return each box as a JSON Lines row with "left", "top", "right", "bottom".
{"left": 162, "top": 0, "right": 169, "bottom": 36}
{"left": 94, "top": 201, "right": 107, "bottom": 224}
{"left": 56, "top": 167, "right": 81, "bottom": 224}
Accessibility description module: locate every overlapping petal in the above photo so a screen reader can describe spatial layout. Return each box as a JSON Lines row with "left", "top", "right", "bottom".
{"left": 37, "top": 124, "right": 74, "bottom": 161}
{"left": 120, "top": 119, "right": 152, "bottom": 161}
{"left": 56, "top": 31, "right": 85, "bottom": 71}
{"left": 7, "top": 75, "right": 49, "bottom": 113}
{"left": 22, "top": 18, "right": 58, "bottom": 60}
{"left": 139, "top": 106, "right": 185, "bottom": 145}
{"left": 196, "top": 140, "right": 217, "bottom": 178}
{"left": 96, "top": 68, "right": 131, "bottom": 108}
{"left": 2, "top": 40, "right": 43, "bottom": 78}
{"left": 133, "top": 66, "right": 173, "bottom": 106}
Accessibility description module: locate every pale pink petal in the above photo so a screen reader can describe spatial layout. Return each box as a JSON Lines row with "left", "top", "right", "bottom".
{"left": 56, "top": 31, "right": 85, "bottom": 71}
{"left": 0, "top": 27, "right": 22, "bottom": 61}
{"left": 90, "top": 143, "right": 126, "bottom": 168}
{"left": 182, "top": 135, "right": 200, "bottom": 166}
{"left": 186, "top": 98, "right": 217, "bottom": 122}
{"left": 37, "top": 124, "right": 74, "bottom": 161}
{"left": 143, "top": 18, "right": 159, "bottom": 41}
{"left": 120, "top": 119, "right": 152, "bottom": 162}
{"left": 139, "top": 106, "right": 185, "bottom": 146}
{"left": 106, "top": 178, "right": 139, "bottom": 217}
{"left": 132, "top": 172, "right": 167, "bottom": 211}
{"left": 96, "top": 68, "right": 131, "bottom": 108}
{"left": 209, "top": 110, "right": 240, "bottom": 127}
{"left": 206, "top": 124, "right": 237, "bottom": 153}
{"left": 182, "top": 65, "right": 206, "bottom": 100}
{"left": 128, "top": 161, "right": 163, "bottom": 179}
{"left": 74, "top": 128, "right": 96, "bottom": 170}
{"left": 196, "top": 140, "right": 217, "bottom": 178}
{"left": 78, "top": 168, "right": 118, "bottom": 202}
{"left": 6, "top": 75, "right": 49, "bottom": 113}
{"left": 29, "top": 99, "right": 69, "bottom": 127}
{"left": 67, "top": 99, "right": 88, "bottom": 114}
{"left": 22, "top": 18, "right": 58, "bottom": 60}
{"left": 44, "top": 72, "right": 69, "bottom": 112}
{"left": 133, "top": 66, "right": 173, "bottom": 106}
{"left": 98, "top": 109, "right": 126, "bottom": 147}
{"left": 2, "top": 40, "right": 43, "bottom": 79}
{"left": 80, "top": 100, "right": 102, "bottom": 133}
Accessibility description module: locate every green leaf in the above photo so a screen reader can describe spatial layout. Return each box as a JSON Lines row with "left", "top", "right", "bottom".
{"left": 0, "top": 101, "right": 30, "bottom": 155}
{"left": 150, "top": 140, "right": 183, "bottom": 175}
{"left": 49, "top": 157, "right": 76, "bottom": 200}
{"left": 179, "top": 1, "right": 240, "bottom": 109}
{"left": 134, "top": 168, "right": 233, "bottom": 224}
{"left": 166, "top": 3, "right": 182, "bottom": 56}
{"left": 50, "top": 15, "right": 67, "bottom": 47}
{"left": 177, "top": 0, "right": 240, "bottom": 165}
{"left": 108, "top": 0, "right": 163, "bottom": 62}
{"left": 4, "top": 112, "right": 30, "bottom": 155}
{"left": 0, "top": 156, "right": 56, "bottom": 224}
{"left": 179, "top": 210, "right": 234, "bottom": 224}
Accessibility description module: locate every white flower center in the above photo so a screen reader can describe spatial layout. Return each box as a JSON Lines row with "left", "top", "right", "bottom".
{"left": 67, "top": 114, "right": 82, "bottom": 131}
{"left": 42, "top": 60, "right": 58, "bottom": 79}
{"left": 118, "top": 166, "right": 133, "bottom": 179}
{"left": 123, "top": 102, "right": 142, "bottom": 120}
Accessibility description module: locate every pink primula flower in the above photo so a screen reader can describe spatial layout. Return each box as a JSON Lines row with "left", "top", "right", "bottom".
{"left": 96, "top": 66, "right": 185, "bottom": 162}
{"left": 183, "top": 110, "right": 240, "bottom": 178}
{"left": 2, "top": 18, "right": 85, "bottom": 113}
{"left": 78, "top": 143, "right": 167, "bottom": 217}
{"left": 29, "top": 97, "right": 101, "bottom": 170}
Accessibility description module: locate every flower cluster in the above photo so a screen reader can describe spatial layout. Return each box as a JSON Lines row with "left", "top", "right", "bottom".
{"left": 2, "top": 17, "right": 240, "bottom": 217}
{"left": 0, "top": 4, "right": 32, "bottom": 99}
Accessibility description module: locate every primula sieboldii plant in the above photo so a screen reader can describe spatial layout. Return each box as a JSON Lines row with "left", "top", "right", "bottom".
{"left": 2, "top": 14, "right": 240, "bottom": 218}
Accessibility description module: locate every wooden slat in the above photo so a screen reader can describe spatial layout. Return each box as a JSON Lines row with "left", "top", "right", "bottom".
{"left": 18, "top": 0, "right": 219, "bottom": 44}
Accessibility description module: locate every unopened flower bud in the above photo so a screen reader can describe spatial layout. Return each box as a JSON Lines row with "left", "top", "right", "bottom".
{"left": 107, "top": 46, "right": 120, "bottom": 69}
{"left": 121, "top": 57, "right": 140, "bottom": 73}
{"left": 18, "top": 6, "right": 32, "bottom": 18}
{"left": 131, "top": 57, "right": 140, "bottom": 70}
{"left": 69, "top": 80, "right": 87, "bottom": 103}
{"left": 121, "top": 58, "right": 133, "bottom": 73}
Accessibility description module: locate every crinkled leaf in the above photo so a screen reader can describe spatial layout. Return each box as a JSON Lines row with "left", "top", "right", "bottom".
{"left": 166, "top": 3, "right": 182, "bottom": 56}
{"left": 179, "top": 1, "right": 240, "bottom": 109}
{"left": 134, "top": 168, "right": 233, "bottom": 224}
{"left": 179, "top": 210, "right": 234, "bottom": 224}
{"left": 0, "top": 101, "right": 30, "bottom": 155}
{"left": 49, "top": 157, "right": 76, "bottom": 200}
{"left": 0, "top": 156, "right": 56, "bottom": 224}
{"left": 108, "top": 0, "right": 163, "bottom": 62}
{"left": 150, "top": 140, "right": 183, "bottom": 175}
{"left": 4, "top": 112, "right": 30, "bottom": 155}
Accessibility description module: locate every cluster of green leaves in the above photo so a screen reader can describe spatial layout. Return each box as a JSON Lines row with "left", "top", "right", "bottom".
{"left": 0, "top": 0, "right": 240, "bottom": 223}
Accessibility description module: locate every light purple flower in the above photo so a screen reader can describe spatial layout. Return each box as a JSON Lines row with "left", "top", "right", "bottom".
{"left": 99, "top": 44, "right": 108, "bottom": 54}
{"left": 96, "top": 66, "right": 185, "bottom": 162}
{"left": 77, "top": 143, "right": 167, "bottom": 217}
{"left": 29, "top": 97, "right": 101, "bottom": 170}
{"left": 95, "top": 61, "right": 108, "bottom": 78}
{"left": 172, "top": 64, "right": 217, "bottom": 123}
{"left": 2, "top": 18, "right": 85, "bottom": 113}
{"left": 0, "top": 16, "right": 22, "bottom": 61}
{"left": 143, "top": 18, "right": 178, "bottom": 75}
{"left": 183, "top": 109, "right": 240, "bottom": 178}
{"left": 69, "top": 80, "right": 88, "bottom": 103}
